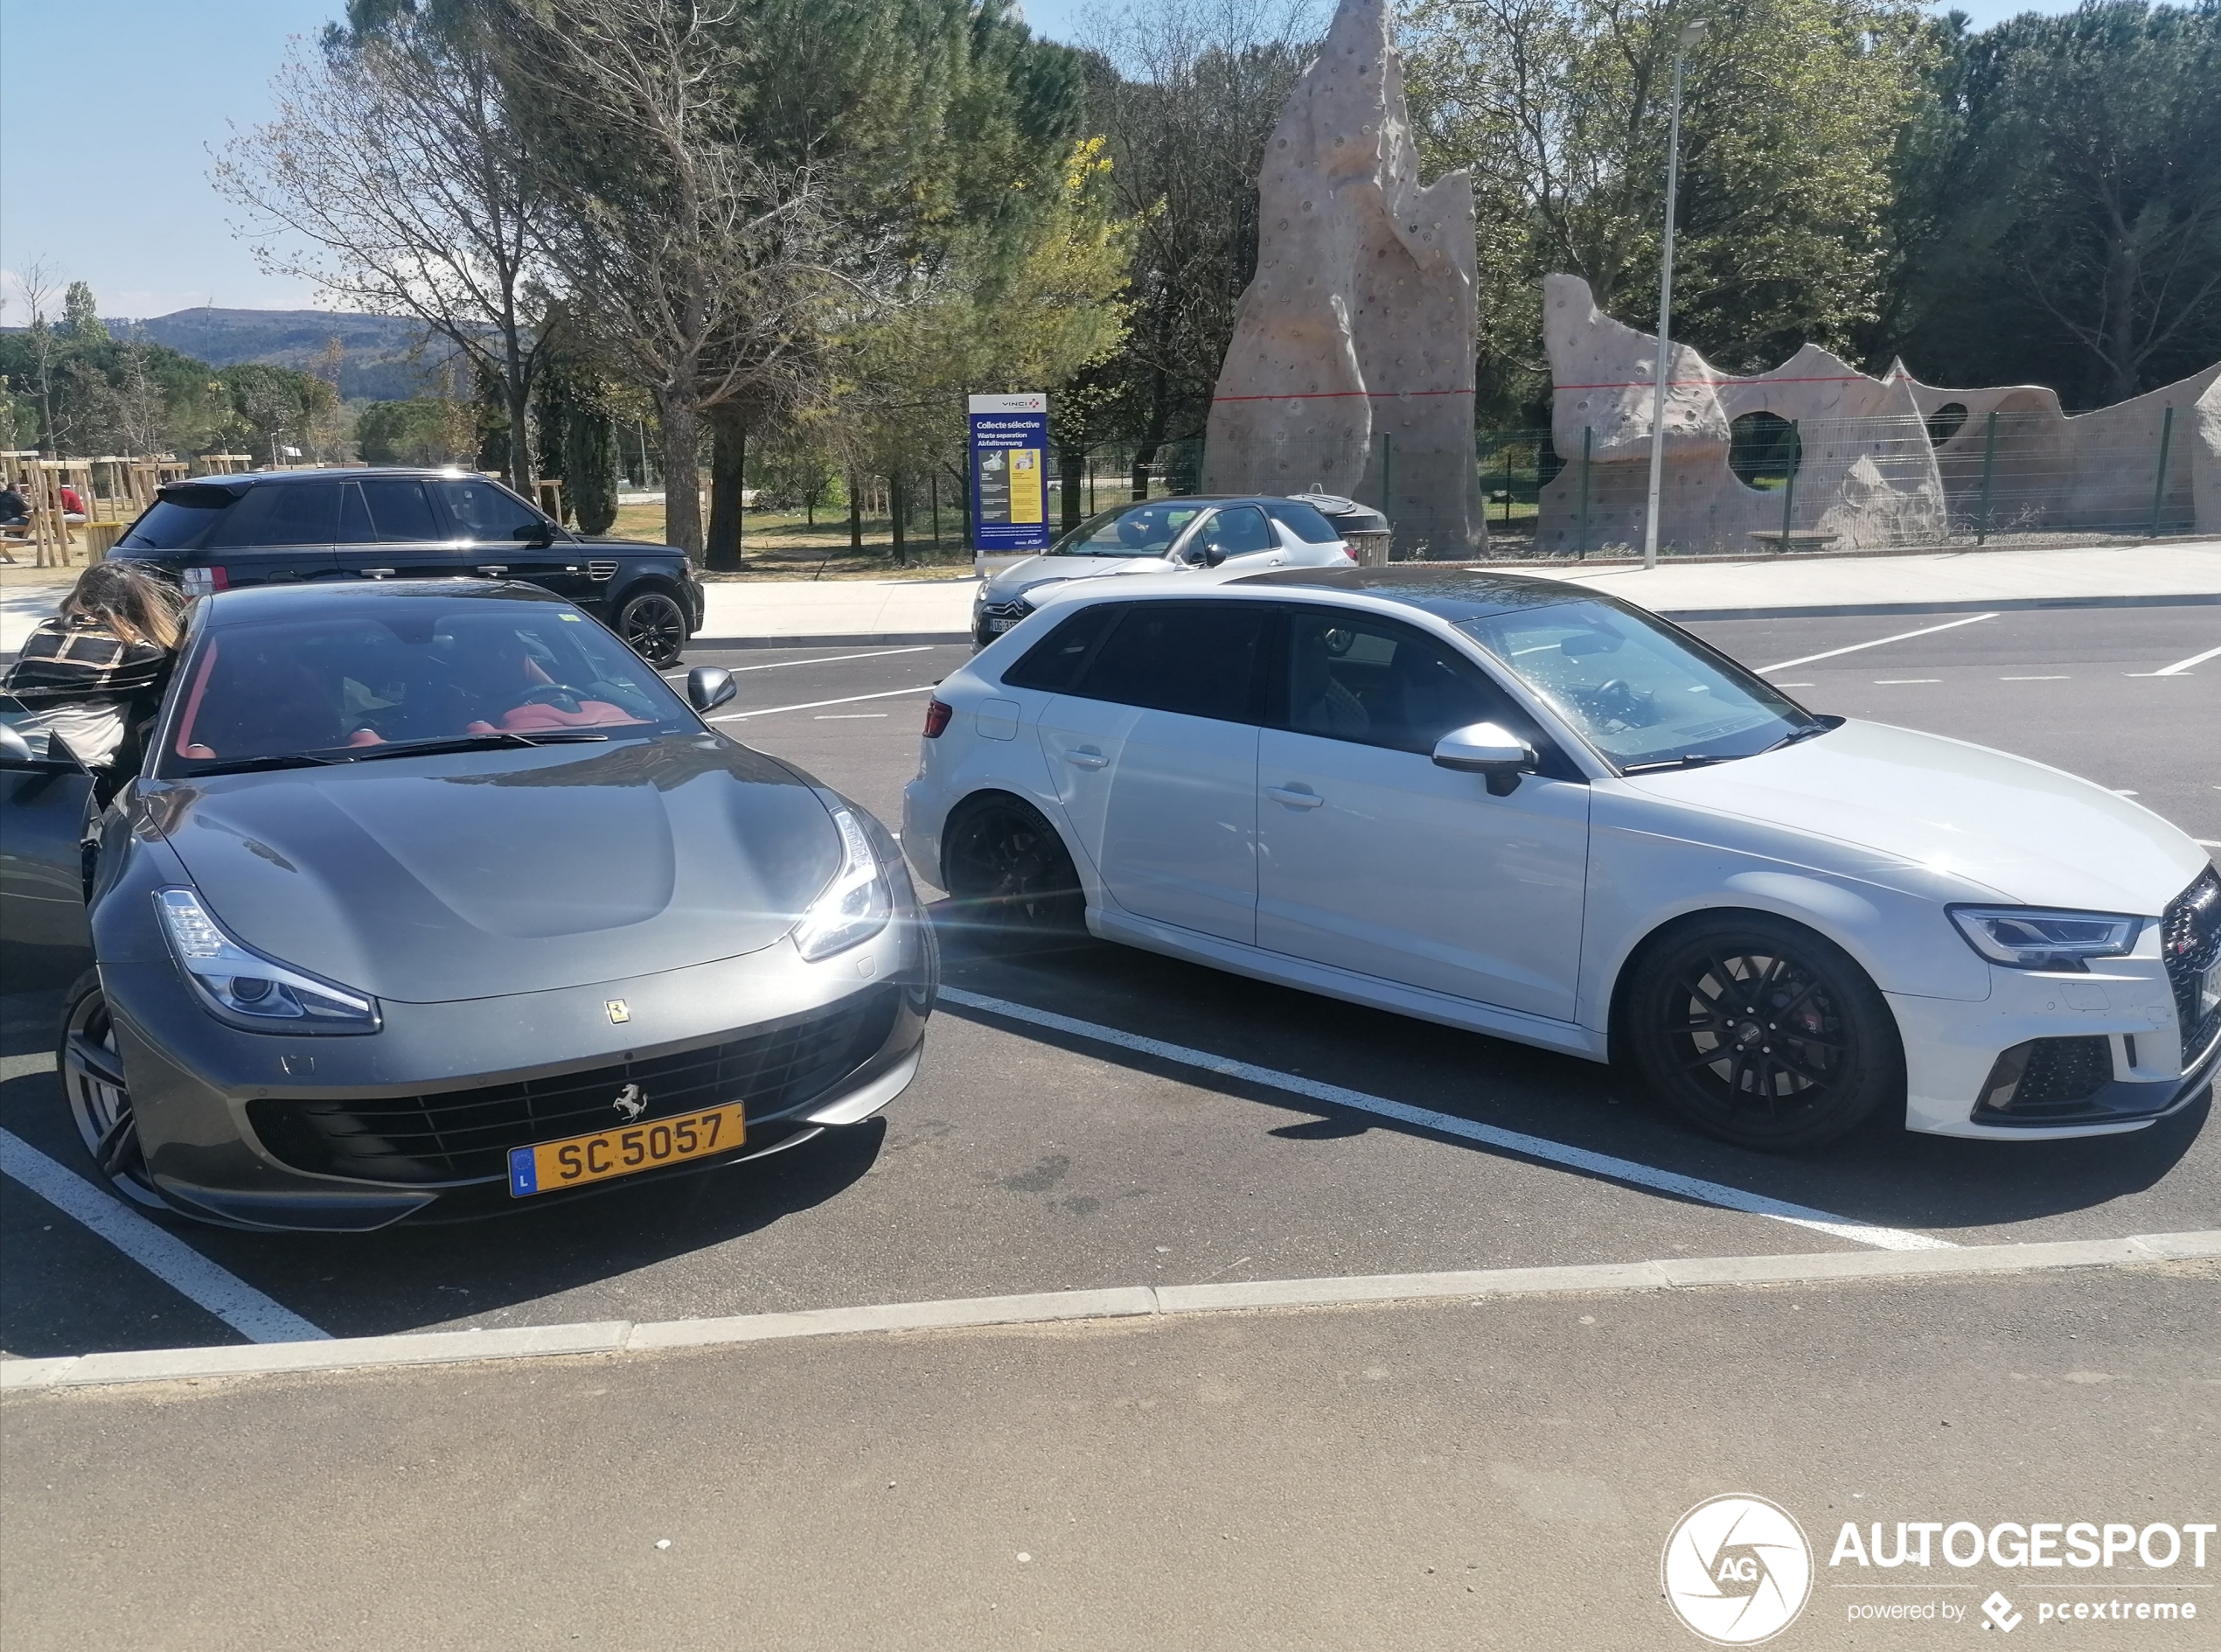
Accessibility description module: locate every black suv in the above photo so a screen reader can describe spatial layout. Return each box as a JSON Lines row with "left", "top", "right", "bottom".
{"left": 107, "top": 468, "right": 703, "bottom": 666}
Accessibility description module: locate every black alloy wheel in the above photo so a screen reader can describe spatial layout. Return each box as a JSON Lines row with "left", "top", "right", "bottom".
{"left": 1626, "top": 915, "right": 1900, "bottom": 1151}
{"left": 59, "top": 971, "right": 165, "bottom": 1209}
{"left": 942, "top": 796, "right": 1084, "bottom": 937}
{"left": 617, "top": 590, "right": 688, "bottom": 667}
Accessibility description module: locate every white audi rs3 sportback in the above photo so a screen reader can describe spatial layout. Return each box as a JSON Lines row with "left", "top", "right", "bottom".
{"left": 903, "top": 567, "right": 2218, "bottom": 1149}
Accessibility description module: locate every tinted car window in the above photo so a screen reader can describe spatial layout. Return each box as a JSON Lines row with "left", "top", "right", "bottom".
{"left": 1198, "top": 505, "right": 1275, "bottom": 559}
{"left": 119, "top": 485, "right": 240, "bottom": 550}
{"left": 1278, "top": 609, "right": 1524, "bottom": 756}
{"left": 359, "top": 477, "right": 442, "bottom": 541}
{"left": 1001, "top": 603, "right": 1122, "bottom": 693}
{"left": 209, "top": 483, "right": 342, "bottom": 548}
{"left": 1263, "top": 500, "right": 1340, "bottom": 543}
{"left": 1073, "top": 602, "right": 1265, "bottom": 723}
{"left": 436, "top": 477, "right": 547, "bottom": 541}
{"left": 164, "top": 600, "right": 692, "bottom": 770}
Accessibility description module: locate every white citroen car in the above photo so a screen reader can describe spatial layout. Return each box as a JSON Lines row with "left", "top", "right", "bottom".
{"left": 904, "top": 568, "right": 2218, "bottom": 1148}
{"left": 971, "top": 494, "right": 1368, "bottom": 648}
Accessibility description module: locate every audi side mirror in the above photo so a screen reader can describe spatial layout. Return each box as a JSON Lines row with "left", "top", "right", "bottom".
{"left": 686, "top": 666, "right": 736, "bottom": 714}
{"left": 1432, "top": 721, "right": 1536, "bottom": 796}
{"left": 0, "top": 722, "right": 36, "bottom": 765}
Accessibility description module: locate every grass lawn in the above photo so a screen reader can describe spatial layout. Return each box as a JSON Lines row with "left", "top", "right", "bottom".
{"left": 609, "top": 503, "right": 978, "bottom": 580}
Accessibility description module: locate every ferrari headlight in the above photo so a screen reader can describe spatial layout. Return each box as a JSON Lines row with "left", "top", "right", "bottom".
{"left": 794, "top": 808, "right": 891, "bottom": 962}
{"left": 1948, "top": 905, "right": 2141, "bottom": 971}
{"left": 155, "top": 888, "right": 381, "bottom": 1033}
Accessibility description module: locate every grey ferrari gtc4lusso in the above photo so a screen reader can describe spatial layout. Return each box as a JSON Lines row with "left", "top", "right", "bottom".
{"left": 0, "top": 580, "right": 935, "bottom": 1230}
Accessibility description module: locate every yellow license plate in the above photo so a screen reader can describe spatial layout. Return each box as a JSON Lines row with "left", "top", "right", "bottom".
{"left": 506, "top": 1103, "right": 745, "bottom": 1197}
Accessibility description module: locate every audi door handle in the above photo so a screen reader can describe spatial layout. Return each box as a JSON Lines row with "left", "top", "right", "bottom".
{"left": 1065, "top": 747, "right": 1109, "bottom": 770}
{"left": 1266, "top": 785, "right": 1323, "bottom": 809}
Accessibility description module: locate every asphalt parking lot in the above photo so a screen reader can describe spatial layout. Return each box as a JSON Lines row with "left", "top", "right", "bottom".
{"left": 1, "top": 602, "right": 2215, "bottom": 1362}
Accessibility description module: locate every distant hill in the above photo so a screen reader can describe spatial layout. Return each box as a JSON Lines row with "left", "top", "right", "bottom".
{"left": 124, "top": 308, "right": 463, "bottom": 401}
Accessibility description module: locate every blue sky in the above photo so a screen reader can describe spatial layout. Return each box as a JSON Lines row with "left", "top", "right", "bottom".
{"left": 2, "top": 0, "right": 2081, "bottom": 323}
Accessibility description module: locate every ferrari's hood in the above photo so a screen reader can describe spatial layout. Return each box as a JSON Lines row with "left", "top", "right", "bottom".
{"left": 1620, "top": 720, "right": 2207, "bottom": 913}
{"left": 158, "top": 736, "right": 842, "bottom": 1003}
{"left": 986, "top": 555, "right": 1170, "bottom": 600}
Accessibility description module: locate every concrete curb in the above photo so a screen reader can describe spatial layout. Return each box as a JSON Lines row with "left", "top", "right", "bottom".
{"left": 691, "top": 631, "right": 972, "bottom": 650}
{"left": 5, "top": 1231, "right": 2212, "bottom": 1395}
{"left": 1640, "top": 592, "right": 2221, "bottom": 623}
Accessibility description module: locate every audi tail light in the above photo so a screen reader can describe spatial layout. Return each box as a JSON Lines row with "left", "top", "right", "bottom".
{"left": 923, "top": 698, "right": 954, "bottom": 739}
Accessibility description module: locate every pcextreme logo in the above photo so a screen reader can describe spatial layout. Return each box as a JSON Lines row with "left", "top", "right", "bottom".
{"left": 1662, "top": 1495, "right": 1815, "bottom": 1645}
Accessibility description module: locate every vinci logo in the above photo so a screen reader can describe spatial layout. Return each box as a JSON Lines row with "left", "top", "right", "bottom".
{"left": 1662, "top": 1495, "right": 1815, "bottom": 1645}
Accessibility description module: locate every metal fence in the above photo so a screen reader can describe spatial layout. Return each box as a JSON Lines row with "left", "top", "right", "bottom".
{"left": 1501, "top": 405, "right": 2200, "bottom": 561}
{"left": 1021, "top": 402, "right": 2203, "bottom": 560}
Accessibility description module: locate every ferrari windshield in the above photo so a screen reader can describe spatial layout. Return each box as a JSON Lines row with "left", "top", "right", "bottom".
{"left": 1045, "top": 501, "right": 1210, "bottom": 557}
{"left": 161, "top": 597, "right": 694, "bottom": 774}
{"left": 1456, "top": 597, "right": 1820, "bottom": 771}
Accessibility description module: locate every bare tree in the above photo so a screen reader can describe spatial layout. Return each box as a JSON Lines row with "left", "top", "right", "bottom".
{"left": 11, "top": 260, "right": 67, "bottom": 457}
{"left": 484, "top": 0, "right": 832, "bottom": 558}
{"left": 113, "top": 331, "right": 173, "bottom": 459}
{"left": 214, "top": 7, "right": 547, "bottom": 489}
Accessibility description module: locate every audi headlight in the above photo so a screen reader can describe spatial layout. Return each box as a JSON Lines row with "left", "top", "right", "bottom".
{"left": 1948, "top": 905, "right": 2141, "bottom": 971}
{"left": 155, "top": 888, "right": 380, "bottom": 1033}
{"left": 793, "top": 808, "right": 891, "bottom": 962}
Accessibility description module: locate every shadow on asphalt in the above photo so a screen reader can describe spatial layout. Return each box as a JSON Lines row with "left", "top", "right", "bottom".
{"left": 0, "top": 1039, "right": 888, "bottom": 1349}
{"left": 927, "top": 907, "right": 2211, "bottom": 1241}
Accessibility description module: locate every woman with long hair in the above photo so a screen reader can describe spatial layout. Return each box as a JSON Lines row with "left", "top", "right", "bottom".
{"left": 4, "top": 561, "right": 186, "bottom": 778}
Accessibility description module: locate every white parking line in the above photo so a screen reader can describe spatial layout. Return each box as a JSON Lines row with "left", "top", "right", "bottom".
{"left": 710, "top": 685, "right": 936, "bottom": 721}
{"left": 1758, "top": 613, "right": 1997, "bottom": 674}
{"left": 938, "top": 989, "right": 1953, "bottom": 1252}
{"left": 816, "top": 713, "right": 889, "bottom": 721}
{"left": 2002, "top": 674, "right": 2069, "bottom": 681}
{"left": 1873, "top": 679, "right": 1941, "bottom": 685}
{"left": 2149, "top": 643, "right": 2221, "bottom": 677}
{"left": 0, "top": 1129, "right": 329, "bottom": 1344}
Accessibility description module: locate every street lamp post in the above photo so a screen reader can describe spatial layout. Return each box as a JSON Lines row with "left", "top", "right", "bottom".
{"left": 1642, "top": 17, "right": 1708, "bottom": 570}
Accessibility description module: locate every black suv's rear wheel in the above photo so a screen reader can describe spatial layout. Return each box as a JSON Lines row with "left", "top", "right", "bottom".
{"left": 617, "top": 589, "right": 688, "bottom": 666}
{"left": 1626, "top": 915, "right": 1900, "bottom": 1151}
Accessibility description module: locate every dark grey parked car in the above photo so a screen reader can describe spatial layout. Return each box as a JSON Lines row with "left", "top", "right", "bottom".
{"left": 0, "top": 580, "right": 933, "bottom": 1230}
{"left": 105, "top": 468, "right": 704, "bottom": 666}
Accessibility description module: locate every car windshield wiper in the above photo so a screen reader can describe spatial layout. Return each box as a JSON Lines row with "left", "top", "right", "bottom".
{"left": 1755, "top": 721, "right": 1836, "bottom": 756}
{"left": 343, "top": 730, "right": 614, "bottom": 763}
{"left": 1619, "top": 753, "right": 1735, "bottom": 775}
{"left": 184, "top": 752, "right": 345, "bottom": 776}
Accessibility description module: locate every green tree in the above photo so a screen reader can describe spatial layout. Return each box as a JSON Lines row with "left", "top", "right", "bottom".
{"left": 1890, "top": 1, "right": 2221, "bottom": 405}
{"left": 1405, "top": 0, "right": 1934, "bottom": 411}
{"left": 1080, "top": 1, "right": 1317, "bottom": 487}
{"left": 60, "top": 282, "right": 111, "bottom": 345}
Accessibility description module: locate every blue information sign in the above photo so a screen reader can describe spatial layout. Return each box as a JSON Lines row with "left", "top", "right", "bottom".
{"left": 969, "top": 394, "right": 1051, "bottom": 554}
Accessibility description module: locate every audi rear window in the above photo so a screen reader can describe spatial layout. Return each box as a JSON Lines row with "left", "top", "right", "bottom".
{"left": 119, "top": 485, "right": 241, "bottom": 550}
{"left": 1264, "top": 501, "right": 1340, "bottom": 543}
{"left": 1001, "top": 603, "right": 1121, "bottom": 692}
{"left": 1073, "top": 602, "right": 1267, "bottom": 723}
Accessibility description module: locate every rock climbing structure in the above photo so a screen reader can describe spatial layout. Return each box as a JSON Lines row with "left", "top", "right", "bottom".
{"left": 1535, "top": 273, "right": 2221, "bottom": 554}
{"left": 1201, "top": 0, "right": 1484, "bottom": 558}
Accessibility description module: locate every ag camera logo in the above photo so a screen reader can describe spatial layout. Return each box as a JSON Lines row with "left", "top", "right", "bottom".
{"left": 1663, "top": 1495, "right": 1814, "bottom": 1645}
